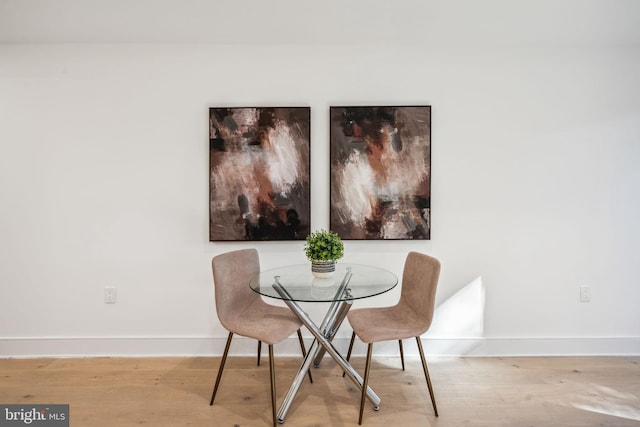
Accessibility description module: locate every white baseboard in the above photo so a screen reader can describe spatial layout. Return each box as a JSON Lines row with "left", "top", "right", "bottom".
{"left": 420, "top": 337, "right": 640, "bottom": 356}
{"left": 1, "top": 336, "right": 639, "bottom": 358}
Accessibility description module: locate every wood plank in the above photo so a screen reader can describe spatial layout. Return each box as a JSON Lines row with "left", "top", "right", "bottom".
{"left": 0, "top": 356, "right": 638, "bottom": 426}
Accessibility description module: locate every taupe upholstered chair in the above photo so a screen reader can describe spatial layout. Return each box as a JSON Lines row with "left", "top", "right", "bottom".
{"left": 346, "top": 251, "right": 441, "bottom": 425}
{"left": 209, "top": 249, "right": 310, "bottom": 427}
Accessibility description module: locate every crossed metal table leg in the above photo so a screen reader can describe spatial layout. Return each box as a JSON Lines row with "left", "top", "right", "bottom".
{"left": 272, "top": 271, "right": 380, "bottom": 424}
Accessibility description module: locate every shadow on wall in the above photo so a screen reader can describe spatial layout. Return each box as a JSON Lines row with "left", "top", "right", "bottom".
{"left": 427, "top": 276, "right": 486, "bottom": 356}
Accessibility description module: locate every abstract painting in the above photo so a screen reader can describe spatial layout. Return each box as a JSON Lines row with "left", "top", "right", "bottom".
{"left": 209, "top": 107, "right": 310, "bottom": 241}
{"left": 330, "top": 106, "right": 431, "bottom": 240}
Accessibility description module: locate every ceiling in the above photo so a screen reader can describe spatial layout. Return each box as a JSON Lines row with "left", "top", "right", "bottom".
{"left": 1, "top": 0, "right": 640, "bottom": 46}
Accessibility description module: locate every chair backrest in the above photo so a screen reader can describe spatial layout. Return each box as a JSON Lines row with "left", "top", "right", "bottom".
{"left": 399, "top": 251, "right": 441, "bottom": 334}
{"left": 211, "top": 248, "right": 261, "bottom": 331}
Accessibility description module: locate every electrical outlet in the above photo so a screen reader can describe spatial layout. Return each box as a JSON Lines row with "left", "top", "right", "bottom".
{"left": 579, "top": 286, "right": 591, "bottom": 303}
{"left": 104, "top": 287, "right": 117, "bottom": 304}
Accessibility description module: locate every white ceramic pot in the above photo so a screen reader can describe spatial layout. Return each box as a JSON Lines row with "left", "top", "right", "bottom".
{"left": 311, "top": 260, "right": 336, "bottom": 278}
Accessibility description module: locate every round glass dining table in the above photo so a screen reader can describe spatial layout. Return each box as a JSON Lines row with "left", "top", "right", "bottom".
{"left": 249, "top": 262, "right": 398, "bottom": 423}
{"left": 249, "top": 263, "right": 399, "bottom": 302}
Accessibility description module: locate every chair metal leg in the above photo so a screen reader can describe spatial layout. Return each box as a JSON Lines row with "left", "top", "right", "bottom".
{"left": 343, "top": 331, "right": 356, "bottom": 377}
{"left": 210, "top": 331, "right": 233, "bottom": 406}
{"left": 268, "top": 344, "right": 277, "bottom": 427}
{"left": 398, "top": 339, "right": 405, "bottom": 371}
{"left": 296, "top": 329, "right": 313, "bottom": 384}
{"left": 358, "top": 343, "right": 374, "bottom": 425}
{"left": 257, "top": 340, "right": 262, "bottom": 366}
{"left": 416, "top": 337, "right": 438, "bottom": 417}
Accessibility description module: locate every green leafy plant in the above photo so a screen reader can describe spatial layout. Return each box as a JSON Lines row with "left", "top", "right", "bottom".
{"left": 304, "top": 229, "right": 344, "bottom": 261}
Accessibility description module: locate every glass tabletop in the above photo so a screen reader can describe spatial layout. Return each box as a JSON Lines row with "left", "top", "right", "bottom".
{"left": 249, "top": 263, "right": 398, "bottom": 302}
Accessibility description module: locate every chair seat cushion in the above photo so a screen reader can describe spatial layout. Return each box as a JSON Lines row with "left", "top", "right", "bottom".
{"left": 347, "top": 305, "right": 429, "bottom": 343}
{"left": 227, "top": 298, "right": 303, "bottom": 345}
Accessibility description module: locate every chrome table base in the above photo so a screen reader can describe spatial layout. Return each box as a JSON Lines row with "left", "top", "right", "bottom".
{"left": 272, "top": 270, "right": 381, "bottom": 423}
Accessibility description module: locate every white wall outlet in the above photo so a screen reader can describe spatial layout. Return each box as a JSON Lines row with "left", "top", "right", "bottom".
{"left": 579, "top": 286, "right": 591, "bottom": 303}
{"left": 104, "top": 287, "right": 117, "bottom": 304}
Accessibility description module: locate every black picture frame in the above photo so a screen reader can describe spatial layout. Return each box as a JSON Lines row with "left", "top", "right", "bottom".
{"left": 330, "top": 105, "right": 431, "bottom": 240}
{"left": 209, "top": 107, "right": 311, "bottom": 241}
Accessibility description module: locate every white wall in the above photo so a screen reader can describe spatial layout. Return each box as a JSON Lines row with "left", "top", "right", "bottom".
{"left": 1, "top": 7, "right": 640, "bottom": 357}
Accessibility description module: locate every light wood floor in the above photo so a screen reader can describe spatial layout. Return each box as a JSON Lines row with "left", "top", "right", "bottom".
{"left": 1, "top": 356, "right": 639, "bottom": 426}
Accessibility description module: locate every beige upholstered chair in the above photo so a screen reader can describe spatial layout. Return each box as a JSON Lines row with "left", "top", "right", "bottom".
{"left": 209, "top": 248, "right": 310, "bottom": 427}
{"left": 346, "top": 251, "right": 441, "bottom": 424}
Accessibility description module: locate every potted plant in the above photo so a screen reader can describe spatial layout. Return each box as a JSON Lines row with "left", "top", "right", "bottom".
{"left": 304, "top": 229, "right": 344, "bottom": 278}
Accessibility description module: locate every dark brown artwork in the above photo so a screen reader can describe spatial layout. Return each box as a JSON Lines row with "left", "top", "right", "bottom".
{"left": 330, "top": 106, "right": 431, "bottom": 240}
{"left": 209, "top": 107, "right": 310, "bottom": 241}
